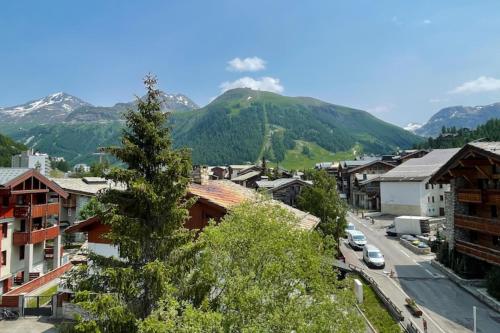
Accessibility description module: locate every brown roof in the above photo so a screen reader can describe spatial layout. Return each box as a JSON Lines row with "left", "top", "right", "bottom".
{"left": 67, "top": 180, "right": 319, "bottom": 232}
{"left": 348, "top": 160, "right": 395, "bottom": 174}
{"left": 65, "top": 216, "right": 101, "bottom": 233}
{"left": 0, "top": 168, "right": 68, "bottom": 198}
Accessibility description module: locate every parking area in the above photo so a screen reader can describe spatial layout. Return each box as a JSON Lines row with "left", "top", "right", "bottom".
{"left": 0, "top": 317, "right": 57, "bottom": 333}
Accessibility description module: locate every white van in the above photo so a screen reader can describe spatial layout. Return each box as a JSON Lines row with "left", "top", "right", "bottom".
{"left": 347, "top": 230, "right": 367, "bottom": 250}
{"left": 363, "top": 244, "right": 385, "bottom": 268}
{"left": 344, "top": 223, "right": 355, "bottom": 237}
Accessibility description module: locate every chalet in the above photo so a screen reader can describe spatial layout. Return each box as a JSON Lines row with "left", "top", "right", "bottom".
{"left": 51, "top": 177, "right": 124, "bottom": 228}
{"left": 0, "top": 168, "right": 68, "bottom": 296}
{"left": 231, "top": 170, "right": 262, "bottom": 188}
{"left": 256, "top": 178, "right": 312, "bottom": 207}
{"left": 65, "top": 178, "right": 320, "bottom": 260}
{"left": 337, "top": 157, "right": 380, "bottom": 202}
{"left": 430, "top": 142, "right": 500, "bottom": 270}
{"left": 379, "top": 149, "right": 459, "bottom": 217}
{"left": 347, "top": 160, "right": 395, "bottom": 208}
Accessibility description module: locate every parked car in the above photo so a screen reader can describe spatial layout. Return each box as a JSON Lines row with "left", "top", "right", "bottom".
{"left": 363, "top": 244, "right": 385, "bottom": 269}
{"left": 345, "top": 223, "right": 355, "bottom": 237}
{"left": 347, "top": 230, "right": 367, "bottom": 250}
{"left": 417, "top": 242, "right": 429, "bottom": 249}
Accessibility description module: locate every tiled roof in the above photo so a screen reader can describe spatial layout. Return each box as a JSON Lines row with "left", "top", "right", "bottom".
{"left": 0, "top": 168, "right": 31, "bottom": 186}
{"left": 189, "top": 180, "right": 320, "bottom": 230}
{"left": 379, "top": 148, "right": 459, "bottom": 182}
{"left": 256, "top": 178, "right": 312, "bottom": 190}
{"left": 51, "top": 177, "right": 125, "bottom": 195}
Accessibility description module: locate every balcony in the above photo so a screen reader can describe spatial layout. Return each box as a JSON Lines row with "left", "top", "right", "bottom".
{"left": 485, "top": 190, "right": 500, "bottom": 205}
{"left": 455, "top": 239, "right": 500, "bottom": 266}
{"left": 455, "top": 214, "right": 500, "bottom": 236}
{"left": 457, "top": 189, "right": 482, "bottom": 203}
{"left": 13, "top": 225, "right": 60, "bottom": 246}
{"left": 32, "top": 203, "right": 60, "bottom": 218}
{"left": 13, "top": 205, "right": 29, "bottom": 218}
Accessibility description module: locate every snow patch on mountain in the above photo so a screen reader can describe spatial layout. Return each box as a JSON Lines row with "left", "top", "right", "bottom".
{"left": 403, "top": 122, "right": 423, "bottom": 133}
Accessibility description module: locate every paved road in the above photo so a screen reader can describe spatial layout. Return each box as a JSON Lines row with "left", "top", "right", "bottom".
{"left": 342, "top": 212, "right": 500, "bottom": 333}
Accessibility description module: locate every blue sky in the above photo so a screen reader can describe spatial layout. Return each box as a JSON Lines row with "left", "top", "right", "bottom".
{"left": 2, "top": 1, "right": 500, "bottom": 126}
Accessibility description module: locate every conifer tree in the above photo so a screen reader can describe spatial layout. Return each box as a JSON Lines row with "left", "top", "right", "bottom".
{"left": 66, "top": 75, "right": 194, "bottom": 329}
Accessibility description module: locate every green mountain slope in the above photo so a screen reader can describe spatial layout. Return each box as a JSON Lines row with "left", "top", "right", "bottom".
{"left": 6, "top": 88, "right": 422, "bottom": 167}
{"left": 0, "top": 133, "right": 26, "bottom": 166}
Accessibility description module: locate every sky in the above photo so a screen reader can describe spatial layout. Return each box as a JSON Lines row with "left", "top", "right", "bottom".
{"left": 1, "top": 0, "right": 500, "bottom": 127}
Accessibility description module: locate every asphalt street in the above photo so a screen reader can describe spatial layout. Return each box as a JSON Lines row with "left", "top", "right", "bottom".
{"left": 342, "top": 212, "right": 500, "bottom": 333}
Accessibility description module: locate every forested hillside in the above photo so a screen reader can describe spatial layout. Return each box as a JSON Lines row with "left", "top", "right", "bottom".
{"left": 0, "top": 133, "right": 26, "bottom": 166}
{"left": 415, "top": 118, "right": 500, "bottom": 149}
{"left": 5, "top": 88, "right": 422, "bottom": 167}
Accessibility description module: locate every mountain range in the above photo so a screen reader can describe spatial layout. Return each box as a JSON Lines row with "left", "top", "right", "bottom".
{"left": 0, "top": 92, "right": 198, "bottom": 124}
{"left": 406, "top": 102, "right": 500, "bottom": 137}
{"left": 0, "top": 89, "right": 421, "bottom": 168}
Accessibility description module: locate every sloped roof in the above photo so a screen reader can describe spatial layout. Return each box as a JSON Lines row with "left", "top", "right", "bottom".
{"left": 341, "top": 157, "right": 380, "bottom": 168}
{"left": 190, "top": 180, "right": 319, "bottom": 230}
{"left": 51, "top": 177, "right": 125, "bottom": 195}
{"left": 348, "top": 160, "right": 395, "bottom": 174}
{"left": 430, "top": 142, "right": 500, "bottom": 183}
{"left": 231, "top": 170, "right": 261, "bottom": 181}
{"left": 0, "top": 168, "right": 31, "bottom": 186}
{"left": 379, "top": 148, "right": 459, "bottom": 182}
{"left": 256, "top": 178, "right": 312, "bottom": 191}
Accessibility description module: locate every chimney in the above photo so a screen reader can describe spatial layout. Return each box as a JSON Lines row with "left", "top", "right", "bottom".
{"left": 192, "top": 165, "right": 209, "bottom": 185}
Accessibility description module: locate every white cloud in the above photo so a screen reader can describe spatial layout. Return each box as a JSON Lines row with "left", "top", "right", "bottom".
{"left": 220, "top": 77, "right": 284, "bottom": 94}
{"left": 450, "top": 76, "right": 500, "bottom": 94}
{"left": 367, "top": 105, "right": 393, "bottom": 114}
{"left": 422, "top": 19, "right": 432, "bottom": 24}
{"left": 226, "top": 57, "right": 266, "bottom": 72}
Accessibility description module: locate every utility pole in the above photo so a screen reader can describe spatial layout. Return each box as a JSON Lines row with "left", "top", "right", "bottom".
{"left": 473, "top": 306, "right": 477, "bottom": 333}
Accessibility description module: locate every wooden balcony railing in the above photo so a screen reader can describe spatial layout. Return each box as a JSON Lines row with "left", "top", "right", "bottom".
{"left": 455, "top": 214, "right": 500, "bottom": 236}
{"left": 457, "top": 189, "right": 482, "bottom": 203}
{"left": 13, "top": 205, "right": 29, "bottom": 218}
{"left": 455, "top": 239, "right": 500, "bottom": 266}
{"left": 485, "top": 189, "right": 500, "bottom": 205}
{"left": 32, "top": 203, "right": 59, "bottom": 218}
{"left": 12, "top": 225, "right": 60, "bottom": 246}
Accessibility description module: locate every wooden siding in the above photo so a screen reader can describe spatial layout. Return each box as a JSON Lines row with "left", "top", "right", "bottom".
{"left": 455, "top": 214, "right": 500, "bottom": 236}
{"left": 455, "top": 240, "right": 500, "bottom": 266}
{"left": 457, "top": 189, "right": 482, "bottom": 203}
{"left": 13, "top": 225, "right": 60, "bottom": 245}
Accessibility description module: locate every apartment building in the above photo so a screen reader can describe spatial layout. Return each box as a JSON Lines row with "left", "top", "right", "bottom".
{"left": 11, "top": 149, "right": 51, "bottom": 177}
{"left": 0, "top": 168, "right": 67, "bottom": 295}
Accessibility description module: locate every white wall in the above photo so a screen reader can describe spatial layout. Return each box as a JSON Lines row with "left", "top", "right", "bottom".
{"left": 381, "top": 179, "right": 449, "bottom": 217}
{"left": 88, "top": 242, "right": 119, "bottom": 258}
{"left": 0, "top": 219, "right": 14, "bottom": 279}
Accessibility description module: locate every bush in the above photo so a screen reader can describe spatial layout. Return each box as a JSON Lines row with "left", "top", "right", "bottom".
{"left": 486, "top": 267, "right": 500, "bottom": 301}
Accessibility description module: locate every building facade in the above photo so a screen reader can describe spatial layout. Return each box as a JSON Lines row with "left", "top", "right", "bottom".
{"left": 430, "top": 142, "right": 500, "bottom": 269}
{"left": 256, "top": 178, "right": 312, "bottom": 207}
{"left": 11, "top": 150, "right": 51, "bottom": 177}
{"left": 379, "top": 149, "right": 459, "bottom": 217}
{"left": 0, "top": 168, "right": 67, "bottom": 295}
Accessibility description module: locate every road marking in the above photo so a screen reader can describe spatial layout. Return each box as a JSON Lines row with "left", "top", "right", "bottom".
{"left": 385, "top": 275, "right": 447, "bottom": 333}
{"left": 400, "top": 249, "right": 411, "bottom": 258}
{"left": 425, "top": 269, "right": 434, "bottom": 276}
{"left": 412, "top": 259, "right": 421, "bottom": 266}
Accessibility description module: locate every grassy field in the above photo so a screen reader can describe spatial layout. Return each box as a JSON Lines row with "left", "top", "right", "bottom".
{"left": 280, "top": 140, "right": 355, "bottom": 170}
{"left": 360, "top": 283, "right": 401, "bottom": 333}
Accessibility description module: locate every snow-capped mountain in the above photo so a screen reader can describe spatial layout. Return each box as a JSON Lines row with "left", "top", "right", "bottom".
{"left": 0, "top": 92, "right": 198, "bottom": 124}
{"left": 0, "top": 92, "right": 92, "bottom": 124}
{"left": 415, "top": 103, "right": 500, "bottom": 137}
{"left": 403, "top": 122, "right": 423, "bottom": 133}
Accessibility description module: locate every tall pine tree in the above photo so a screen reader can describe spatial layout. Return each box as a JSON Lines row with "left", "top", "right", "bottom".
{"left": 66, "top": 75, "right": 194, "bottom": 330}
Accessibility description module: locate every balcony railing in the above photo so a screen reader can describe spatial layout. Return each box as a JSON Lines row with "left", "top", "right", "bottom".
{"left": 457, "top": 189, "right": 482, "bottom": 203}
{"left": 455, "top": 214, "right": 500, "bottom": 236}
{"left": 457, "top": 189, "right": 500, "bottom": 205}
{"left": 455, "top": 239, "right": 500, "bottom": 266}
{"left": 32, "top": 203, "right": 59, "bottom": 218}
{"left": 12, "top": 225, "right": 60, "bottom": 246}
{"left": 13, "top": 205, "right": 29, "bottom": 218}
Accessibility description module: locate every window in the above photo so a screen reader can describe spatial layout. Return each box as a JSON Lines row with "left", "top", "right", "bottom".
{"left": 1, "top": 251, "right": 6, "bottom": 265}
{"left": 440, "top": 195, "right": 444, "bottom": 202}
{"left": 470, "top": 231, "right": 478, "bottom": 242}
{"left": 19, "top": 245, "right": 24, "bottom": 260}
{"left": 439, "top": 184, "right": 443, "bottom": 189}
{"left": 425, "top": 183, "right": 429, "bottom": 190}
{"left": 492, "top": 206, "right": 498, "bottom": 219}
{"left": 1, "top": 196, "right": 8, "bottom": 207}
{"left": 432, "top": 196, "right": 435, "bottom": 203}
{"left": 493, "top": 236, "right": 500, "bottom": 247}
{"left": 2, "top": 223, "right": 7, "bottom": 238}
{"left": 428, "top": 197, "right": 430, "bottom": 203}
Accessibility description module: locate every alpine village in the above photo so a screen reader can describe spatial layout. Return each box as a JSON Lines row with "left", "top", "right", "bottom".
{"left": 2, "top": 2, "right": 500, "bottom": 333}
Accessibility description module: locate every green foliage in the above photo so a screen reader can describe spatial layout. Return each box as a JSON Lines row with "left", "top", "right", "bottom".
{"left": 51, "top": 159, "right": 70, "bottom": 172}
{"left": 359, "top": 283, "right": 401, "bottom": 333}
{"left": 281, "top": 140, "right": 354, "bottom": 170}
{"left": 79, "top": 197, "right": 105, "bottom": 220}
{"left": 9, "top": 88, "right": 421, "bottom": 167}
{"left": 297, "top": 170, "right": 347, "bottom": 244}
{"left": 0, "top": 132, "right": 26, "bottom": 167}
{"left": 184, "top": 202, "right": 363, "bottom": 332}
{"left": 65, "top": 76, "right": 195, "bottom": 331}
{"left": 486, "top": 266, "right": 500, "bottom": 301}
{"left": 417, "top": 118, "right": 500, "bottom": 149}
